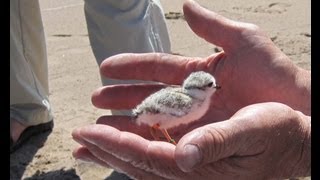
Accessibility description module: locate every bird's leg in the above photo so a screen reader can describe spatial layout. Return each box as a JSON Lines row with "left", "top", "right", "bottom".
{"left": 160, "top": 128, "right": 177, "bottom": 145}
{"left": 150, "top": 124, "right": 160, "bottom": 141}
{"left": 151, "top": 123, "right": 176, "bottom": 145}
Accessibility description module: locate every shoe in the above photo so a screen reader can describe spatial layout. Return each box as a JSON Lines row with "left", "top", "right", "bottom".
{"left": 10, "top": 121, "right": 54, "bottom": 153}
{"left": 105, "top": 171, "right": 133, "bottom": 180}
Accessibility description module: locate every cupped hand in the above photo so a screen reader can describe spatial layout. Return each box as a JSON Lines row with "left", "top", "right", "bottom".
{"left": 92, "top": 0, "right": 310, "bottom": 121}
{"left": 72, "top": 102, "right": 310, "bottom": 179}
{"left": 89, "top": 0, "right": 310, "bottom": 139}
{"left": 72, "top": 0, "right": 311, "bottom": 179}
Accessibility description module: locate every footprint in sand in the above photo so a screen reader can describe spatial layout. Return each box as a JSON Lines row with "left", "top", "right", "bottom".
{"left": 233, "top": 2, "right": 291, "bottom": 14}
{"left": 165, "top": 12, "right": 185, "bottom": 20}
{"left": 265, "top": 2, "right": 291, "bottom": 14}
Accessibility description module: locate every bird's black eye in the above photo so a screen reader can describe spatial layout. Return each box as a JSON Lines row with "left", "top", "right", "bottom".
{"left": 207, "top": 82, "right": 213, "bottom": 87}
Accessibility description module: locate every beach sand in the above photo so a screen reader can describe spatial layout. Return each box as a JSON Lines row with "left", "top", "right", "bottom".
{"left": 10, "top": 0, "right": 311, "bottom": 179}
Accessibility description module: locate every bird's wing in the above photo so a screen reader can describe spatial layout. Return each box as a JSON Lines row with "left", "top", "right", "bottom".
{"left": 133, "top": 87, "right": 193, "bottom": 117}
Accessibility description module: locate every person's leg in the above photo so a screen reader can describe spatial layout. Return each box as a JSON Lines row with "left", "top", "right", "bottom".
{"left": 84, "top": 0, "right": 170, "bottom": 178}
{"left": 10, "top": 0, "right": 53, "bottom": 143}
{"left": 84, "top": 0, "right": 171, "bottom": 115}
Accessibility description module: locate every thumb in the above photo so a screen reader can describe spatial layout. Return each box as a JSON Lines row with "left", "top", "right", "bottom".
{"left": 183, "top": 0, "right": 258, "bottom": 53}
{"left": 175, "top": 120, "right": 243, "bottom": 172}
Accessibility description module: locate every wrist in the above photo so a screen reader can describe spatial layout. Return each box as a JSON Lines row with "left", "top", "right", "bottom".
{"left": 293, "top": 69, "right": 311, "bottom": 115}
{"left": 291, "top": 112, "right": 311, "bottom": 177}
{"left": 279, "top": 66, "right": 311, "bottom": 116}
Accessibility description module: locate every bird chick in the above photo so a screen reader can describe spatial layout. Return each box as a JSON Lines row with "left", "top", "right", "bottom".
{"left": 132, "top": 71, "right": 221, "bottom": 145}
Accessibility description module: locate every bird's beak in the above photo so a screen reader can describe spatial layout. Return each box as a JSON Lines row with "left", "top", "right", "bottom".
{"left": 215, "top": 85, "right": 221, "bottom": 89}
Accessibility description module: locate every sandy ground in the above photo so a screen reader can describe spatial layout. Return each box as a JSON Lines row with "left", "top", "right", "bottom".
{"left": 10, "top": 0, "right": 311, "bottom": 179}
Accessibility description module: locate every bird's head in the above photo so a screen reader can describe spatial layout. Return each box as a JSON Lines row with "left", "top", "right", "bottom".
{"left": 182, "top": 71, "right": 220, "bottom": 100}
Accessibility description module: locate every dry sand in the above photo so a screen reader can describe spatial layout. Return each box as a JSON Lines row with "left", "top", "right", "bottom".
{"left": 10, "top": 0, "right": 311, "bottom": 179}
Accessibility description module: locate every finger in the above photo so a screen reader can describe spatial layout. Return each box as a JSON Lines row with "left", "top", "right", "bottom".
{"left": 72, "top": 124, "right": 152, "bottom": 175}
{"left": 175, "top": 120, "right": 244, "bottom": 172}
{"left": 176, "top": 102, "right": 294, "bottom": 173}
{"left": 96, "top": 116, "right": 191, "bottom": 143}
{"left": 72, "top": 125, "right": 188, "bottom": 179}
{"left": 74, "top": 143, "right": 162, "bottom": 180}
{"left": 72, "top": 125, "right": 149, "bottom": 162}
{"left": 73, "top": 146, "right": 111, "bottom": 168}
{"left": 96, "top": 116, "right": 153, "bottom": 139}
{"left": 100, "top": 53, "right": 209, "bottom": 84}
{"left": 91, "top": 84, "right": 167, "bottom": 109}
{"left": 183, "top": 0, "right": 260, "bottom": 53}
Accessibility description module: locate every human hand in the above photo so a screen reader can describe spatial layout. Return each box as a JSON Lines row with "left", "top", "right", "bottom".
{"left": 72, "top": 0, "right": 311, "bottom": 179}
{"left": 72, "top": 102, "right": 311, "bottom": 179}
{"left": 93, "top": 0, "right": 310, "bottom": 118}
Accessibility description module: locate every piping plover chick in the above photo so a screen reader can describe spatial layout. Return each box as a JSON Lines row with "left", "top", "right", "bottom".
{"left": 132, "top": 71, "right": 221, "bottom": 145}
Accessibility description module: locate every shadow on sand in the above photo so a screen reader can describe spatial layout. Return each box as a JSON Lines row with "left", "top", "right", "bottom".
{"left": 23, "top": 168, "right": 80, "bottom": 180}
{"left": 9, "top": 130, "right": 74, "bottom": 180}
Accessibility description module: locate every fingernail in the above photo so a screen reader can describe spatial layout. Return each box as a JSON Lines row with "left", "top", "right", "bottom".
{"left": 188, "top": 0, "right": 199, "bottom": 6}
{"left": 178, "top": 144, "right": 202, "bottom": 172}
